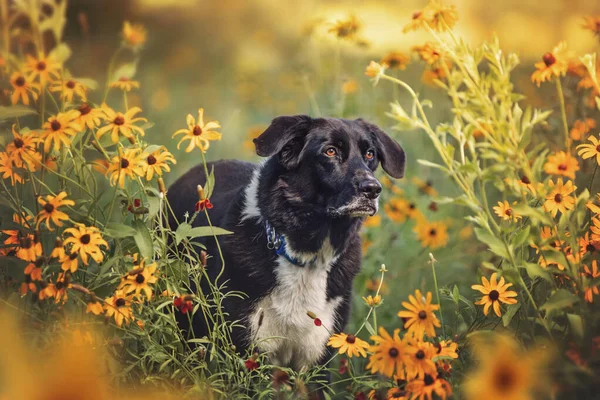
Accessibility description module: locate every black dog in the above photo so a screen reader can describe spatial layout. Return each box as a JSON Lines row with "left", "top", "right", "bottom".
{"left": 168, "top": 115, "right": 405, "bottom": 370}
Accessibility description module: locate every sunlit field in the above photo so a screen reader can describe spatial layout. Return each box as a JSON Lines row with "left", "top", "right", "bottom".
{"left": 1, "top": 0, "right": 600, "bottom": 398}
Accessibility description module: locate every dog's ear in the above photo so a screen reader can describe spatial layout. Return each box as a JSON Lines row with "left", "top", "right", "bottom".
{"left": 357, "top": 119, "right": 406, "bottom": 179}
{"left": 253, "top": 115, "right": 312, "bottom": 167}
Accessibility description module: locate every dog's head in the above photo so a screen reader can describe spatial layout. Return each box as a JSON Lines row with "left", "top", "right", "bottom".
{"left": 253, "top": 115, "right": 405, "bottom": 218}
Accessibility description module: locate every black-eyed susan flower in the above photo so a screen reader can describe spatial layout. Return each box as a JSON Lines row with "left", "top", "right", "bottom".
{"left": 49, "top": 78, "right": 88, "bottom": 102}
{"left": 367, "top": 327, "right": 409, "bottom": 378}
{"left": 425, "top": 1, "right": 458, "bottom": 31}
{"left": 341, "top": 79, "right": 358, "bottom": 94}
{"left": 24, "top": 258, "right": 43, "bottom": 281}
{"left": 578, "top": 232, "right": 600, "bottom": 257}
{"left": 363, "top": 294, "right": 382, "bottom": 307}
{"left": 544, "top": 178, "right": 576, "bottom": 217}
{"left": 582, "top": 16, "right": 600, "bottom": 37}
{"left": 577, "top": 135, "right": 600, "bottom": 165}
{"left": 119, "top": 261, "right": 158, "bottom": 300}
{"left": 86, "top": 300, "right": 104, "bottom": 315}
{"left": 98, "top": 105, "right": 147, "bottom": 143}
{"left": 406, "top": 373, "right": 452, "bottom": 400}
{"left": 122, "top": 21, "right": 147, "bottom": 47}
{"left": 59, "top": 252, "right": 79, "bottom": 273}
{"left": 403, "top": 10, "right": 428, "bottom": 33}
{"left": 384, "top": 198, "right": 409, "bottom": 223}
{"left": 397, "top": 289, "right": 441, "bottom": 338}
{"left": 9, "top": 72, "right": 39, "bottom": 105}
{"left": 472, "top": 273, "right": 518, "bottom": 317}
{"left": 406, "top": 340, "right": 437, "bottom": 378}
{"left": 531, "top": 42, "right": 569, "bottom": 86}
{"left": 24, "top": 53, "right": 61, "bottom": 85}
{"left": 364, "top": 214, "right": 381, "bottom": 228}
{"left": 109, "top": 77, "right": 140, "bottom": 92}
{"left": 141, "top": 146, "right": 176, "bottom": 180}
{"left": 75, "top": 103, "right": 104, "bottom": 130}
{"left": 41, "top": 110, "right": 82, "bottom": 153}
{"left": 328, "top": 14, "right": 361, "bottom": 40}
{"left": 36, "top": 191, "right": 74, "bottom": 231}
{"left": 414, "top": 220, "right": 449, "bottom": 249}
{"left": 435, "top": 340, "right": 458, "bottom": 361}
{"left": 365, "top": 61, "right": 387, "bottom": 85}
{"left": 40, "top": 272, "right": 71, "bottom": 304}
{"left": 412, "top": 42, "right": 443, "bottom": 65}
{"left": 172, "top": 108, "right": 221, "bottom": 153}
{"left": 104, "top": 290, "right": 134, "bottom": 327}
{"left": 412, "top": 177, "right": 437, "bottom": 196}
{"left": 544, "top": 151, "right": 579, "bottom": 179}
{"left": 588, "top": 194, "right": 600, "bottom": 215}
{"left": 327, "top": 333, "right": 370, "bottom": 358}
{"left": 106, "top": 148, "right": 144, "bottom": 188}
{"left": 493, "top": 200, "right": 521, "bottom": 222}
{"left": 570, "top": 118, "right": 596, "bottom": 141}
{"left": 5, "top": 125, "right": 42, "bottom": 171}
{"left": 63, "top": 224, "right": 108, "bottom": 265}
{"left": 20, "top": 276, "right": 37, "bottom": 296}
{"left": 380, "top": 52, "right": 410, "bottom": 70}
{"left": 0, "top": 152, "right": 24, "bottom": 186}
{"left": 515, "top": 174, "right": 538, "bottom": 196}
{"left": 386, "top": 388, "right": 408, "bottom": 399}
{"left": 583, "top": 260, "right": 600, "bottom": 303}
{"left": 16, "top": 234, "right": 42, "bottom": 262}
{"left": 2, "top": 214, "right": 32, "bottom": 254}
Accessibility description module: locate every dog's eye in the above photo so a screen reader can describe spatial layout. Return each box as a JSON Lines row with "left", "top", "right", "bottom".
{"left": 325, "top": 147, "right": 338, "bottom": 157}
{"left": 365, "top": 150, "right": 375, "bottom": 160}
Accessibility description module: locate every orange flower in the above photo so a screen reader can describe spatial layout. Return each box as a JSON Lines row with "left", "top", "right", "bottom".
{"left": 123, "top": 21, "right": 147, "bottom": 47}
{"left": 582, "top": 16, "right": 600, "bottom": 37}
{"left": 543, "top": 179, "right": 576, "bottom": 217}
{"left": 41, "top": 110, "right": 82, "bottom": 153}
{"left": 98, "top": 105, "right": 147, "bottom": 143}
{"left": 493, "top": 201, "right": 521, "bottom": 222}
{"left": 9, "top": 72, "right": 40, "bottom": 105}
{"left": 531, "top": 42, "right": 569, "bottom": 86}
{"left": 380, "top": 52, "right": 410, "bottom": 70}
{"left": 63, "top": 224, "right": 108, "bottom": 265}
{"left": 397, "top": 290, "right": 441, "bottom": 338}
{"left": 412, "top": 43, "right": 443, "bottom": 65}
{"left": 570, "top": 118, "right": 596, "bottom": 141}
{"left": 5, "top": 125, "right": 42, "bottom": 172}
{"left": 472, "top": 273, "right": 518, "bottom": 317}
{"left": 582, "top": 260, "right": 600, "bottom": 303}
{"left": 577, "top": 135, "right": 600, "bottom": 165}
{"left": 36, "top": 192, "right": 74, "bottom": 231}
{"left": 543, "top": 151, "right": 579, "bottom": 179}
{"left": 0, "top": 152, "right": 24, "bottom": 186}
{"left": 172, "top": 108, "right": 222, "bottom": 153}
{"left": 23, "top": 52, "right": 61, "bottom": 85}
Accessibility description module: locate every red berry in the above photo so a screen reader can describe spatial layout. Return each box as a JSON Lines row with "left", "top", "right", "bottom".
{"left": 314, "top": 318, "right": 322, "bottom": 326}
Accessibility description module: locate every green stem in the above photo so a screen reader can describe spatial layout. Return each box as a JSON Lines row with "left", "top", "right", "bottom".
{"left": 429, "top": 254, "right": 446, "bottom": 338}
{"left": 555, "top": 78, "right": 570, "bottom": 152}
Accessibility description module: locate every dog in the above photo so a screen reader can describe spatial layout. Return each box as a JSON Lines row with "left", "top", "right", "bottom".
{"left": 167, "top": 115, "right": 405, "bottom": 371}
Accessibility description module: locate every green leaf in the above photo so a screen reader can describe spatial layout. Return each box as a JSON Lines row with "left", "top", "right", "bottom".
{"left": 187, "top": 226, "right": 233, "bottom": 238}
{"left": 524, "top": 262, "right": 552, "bottom": 283}
{"left": 104, "top": 222, "right": 137, "bottom": 238}
{"left": 132, "top": 219, "right": 153, "bottom": 260}
{"left": 541, "top": 289, "right": 578, "bottom": 313}
{"left": 452, "top": 285, "right": 460, "bottom": 305}
{"left": 567, "top": 313, "right": 584, "bottom": 340}
{"left": 0, "top": 105, "right": 38, "bottom": 121}
{"left": 175, "top": 222, "right": 191, "bottom": 245}
{"left": 417, "top": 159, "right": 449, "bottom": 172}
{"left": 502, "top": 303, "right": 520, "bottom": 327}
{"left": 474, "top": 227, "right": 511, "bottom": 259}
{"left": 48, "top": 43, "right": 71, "bottom": 63}
{"left": 204, "top": 165, "right": 216, "bottom": 200}
{"left": 364, "top": 320, "right": 376, "bottom": 336}
{"left": 512, "top": 226, "right": 530, "bottom": 248}
{"left": 110, "top": 62, "right": 137, "bottom": 83}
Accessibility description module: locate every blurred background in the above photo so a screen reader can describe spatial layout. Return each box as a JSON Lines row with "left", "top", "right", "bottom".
{"left": 62, "top": 0, "right": 600, "bottom": 181}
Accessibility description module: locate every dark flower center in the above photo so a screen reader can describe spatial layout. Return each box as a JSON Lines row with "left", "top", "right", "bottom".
{"left": 115, "top": 298, "right": 126, "bottom": 307}
{"left": 345, "top": 334, "right": 356, "bottom": 344}
{"left": 429, "top": 229, "right": 437, "bottom": 236}
{"left": 388, "top": 348, "right": 399, "bottom": 358}
{"left": 36, "top": 61, "right": 47, "bottom": 71}
{"left": 13, "top": 138, "right": 24, "bottom": 148}
{"left": 586, "top": 243, "right": 596, "bottom": 252}
{"left": 193, "top": 125, "right": 203, "bottom": 136}
{"left": 80, "top": 234, "right": 91, "bottom": 245}
{"left": 56, "top": 281, "right": 64, "bottom": 290}
{"left": 520, "top": 175, "right": 531, "bottom": 185}
{"left": 409, "top": 203, "right": 416, "bottom": 210}
{"left": 114, "top": 116, "right": 125, "bottom": 126}
{"left": 505, "top": 209, "right": 512, "bottom": 216}
{"left": 554, "top": 193, "right": 563, "bottom": 203}
{"left": 20, "top": 236, "right": 33, "bottom": 249}
{"left": 412, "top": 11, "right": 422, "bottom": 19}
{"left": 34, "top": 256, "right": 46, "bottom": 267}
{"left": 15, "top": 76, "right": 25, "bottom": 87}
{"left": 543, "top": 52, "right": 556, "bottom": 67}
{"left": 489, "top": 289, "right": 500, "bottom": 301}
{"left": 78, "top": 103, "right": 92, "bottom": 115}
{"left": 558, "top": 163, "right": 567, "bottom": 171}
{"left": 43, "top": 203, "right": 55, "bottom": 213}
{"left": 135, "top": 273, "right": 145, "bottom": 284}
{"left": 66, "top": 80, "right": 76, "bottom": 89}
{"left": 436, "top": 343, "right": 442, "bottom": 353}
{"left": 121, "top": 158, "right": 130, "bottom": 169}
{"left": 494, "top": 368, "right": 515, "bottom": 392}
{"left": 119, "top": 76, "right": 129, "bottom": 82}
{"left": 418, "top": 310, "right": 427, "bottom": 320}
{"left": 415, "top": 350, "right": 425, "bottom": 359}
{"left": 50, "top": 120, "right": 61, "bottom": 131}
{"left": 392, "top": 391, "right": 406, "bottom": 398}
{"left": 423, "top": 374, "right": 435, "bottom": 386}
{"left": 147, "top": 154, "right": 157, "bottom": 165}
{"left": 69, "top": 252, "right": 78, "bottom": 260}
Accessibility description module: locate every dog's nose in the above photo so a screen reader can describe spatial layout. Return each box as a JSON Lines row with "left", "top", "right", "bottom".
{"left": 359, "top": 179, "right": 382, "bottom": 199}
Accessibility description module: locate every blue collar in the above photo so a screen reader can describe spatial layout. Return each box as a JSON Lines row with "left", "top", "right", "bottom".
{"left": 265, "top": 221, "right": 313, "bottom": 267}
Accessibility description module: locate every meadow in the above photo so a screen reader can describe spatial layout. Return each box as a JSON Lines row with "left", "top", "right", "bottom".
{"left": 1, "top": 0, "right": 600, "bottom": 398}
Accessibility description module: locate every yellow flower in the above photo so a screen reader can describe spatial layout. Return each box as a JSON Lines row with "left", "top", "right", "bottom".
{"left": 24, "top": 52, "right": 61, "bottom": 85}
{"left": 16, "top": 234, "right": 42, "bottom": 262}
{"left": 412, "top": 177, "right": 437, "bottom": 196}
{"left": 342, "top": 79, "right": 358, "bottom": 94}
{"left": 59, "top": 252, "right": 79, "bottom": 273}
{"left": 414, "top": 220, "right": 449, "bottom": 249}
{"left": 531, "top": 41, "right": 569, "bottom": 87}
{"left": 367, "top": 327, "right": 410, "bottom": 378}
{"left": 403, "top": 1, "right": 458, "bottom": 33}
{"left": 36, "top": 191, "right": 74, "bottom": 231}
{"left": 364, "top": 214, "right": 381, "bottom": 228}
{"left": 459, "top": 225, "right": 473, "bottom": 240}
{"left": 405, "top": 340, "right": 437, "bottom": 379}
{"left": 588, "top": 194, "right": 600, "bottom": 215}
{"left": 412, "top": 43, "right": 443, "bottom": 65}
{"left": 406, "top": 373, "right": 452, "bottom": 400}
{"left": 49, "top": 78, "right": 88, "bottom": 102}
{"left": 41, "top": 110, "right": 82, "bottom": 153}
{"left": 570, "top": 118, "right": 596, "bottom": 141}
{"left": 5, "top": 125, "right": 41, "bottom": 172}
{"left": 122, "top": 21, "right": 147, "bottom": 47}
{"left": 2, "top": 214, "right": 33, "bottom": 256}
{"left": 172, "top": 108, "right": 222, "bottom": 153}
{"left": 422, "top": 63, "right": 450, "bottom": 87}
{"left": 380, "top": 52, "right": 410, "bottom": 70}
{"left": 141, "top": 147, "right": 176, "bottom": 180}
{"left": 119, "top": 261, "right": 158, "bottom": 300}
{"left": 97, "top": 105, "right": 147, "bottom": 143}
{"left": 543, "top": 178, "right": 576, "bottom": 217}
{"left": 582, "top": 16, "right": 600, "bottom": 37}
{"left": 104, "top": 290, "right": 134, "bottom": 327}
{"left": 471, "top": 273, "right": 518, "bottom": 317}
{"left": 327, "top": 333, "right": 369, "bottom": 358}
{"left": 106, "top": 148, "right": 144, "bottom": 188}
{"left": 583, "top": 261, "right": 600, "bottom": 303}
{"left": 328, "top": 14, "right": 361, "bottom": 40}
{"left": 384, "top": 198, "right": 409, "bottom": 223}
{"left": 397, "top": 289, "right": 441, "bottom": 338}
{"left": 109, "top": 77, "right": 140, "bottom": 92}
{"left": 493, "top": 200, "right": 521, "bottom": 222}
{"left": 63, "top": 224, "right": 108, "bottom": 265}
{"left": 75, "top": 103, "right": 104, "bottom": 130}
{"left": 0, "top": 152, "right": 24, "bottom": 186}
{"left": 24, "top": 260, "right": 43, "bottom": 281}
{"left": 9, "top": 72, "right": 40, "bottom": 105}
{"left": 435, "top": 339, "right": 459, "bottom": 361}
{"left": 386, "top": 388, "right": 408, "bottom": 400}
{"left": 363, "top": 294, "right": 382, "bottom": 307}
{"left": 365, "top": 61, "right": 387, "bottom": 84}
{"left": 543, "top": 151, "right": 579, "bottom": 179}
{"left": 577, "top": 135, "right": 600, "bottom": 165}
{"left": 86, "top": 300, "right": 104, "bottom": 315}
{"left": 403, "top": 9, "right": 428, "bottom": 33}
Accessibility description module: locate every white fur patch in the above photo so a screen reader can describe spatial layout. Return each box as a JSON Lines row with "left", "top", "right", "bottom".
{"left": 240, "top": 161, "right": 265, "bottom": 222}
{"left": 248, "top": 238, "right": 341, "bottom": 369}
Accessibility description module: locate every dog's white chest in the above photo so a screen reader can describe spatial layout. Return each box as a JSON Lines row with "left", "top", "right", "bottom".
{"left": 249, "top": 257, "right": 341, "bottom": 369}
